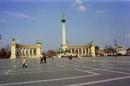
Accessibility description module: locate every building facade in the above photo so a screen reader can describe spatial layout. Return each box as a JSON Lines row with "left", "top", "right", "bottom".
{"left": 10, "top": 38, "right": 43, "bottom": 59}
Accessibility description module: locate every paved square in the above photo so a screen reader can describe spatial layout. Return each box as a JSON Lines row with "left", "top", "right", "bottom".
{"left": 0, "top": 56, "right": 130, "bottom": 86}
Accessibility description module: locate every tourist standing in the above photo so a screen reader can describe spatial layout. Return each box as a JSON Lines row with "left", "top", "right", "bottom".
{"left": 69, "top": 55, "right": 72, "bottom": 60}
{"left": 43, "top": 54, "right": 47, "bottom": 63}
{"left": 40, "top": 55, "right": 43, "bottom": 64}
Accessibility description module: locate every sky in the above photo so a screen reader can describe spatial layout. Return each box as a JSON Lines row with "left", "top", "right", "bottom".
{"left": 0, "top": 0, "right": 130, "bottom": 51}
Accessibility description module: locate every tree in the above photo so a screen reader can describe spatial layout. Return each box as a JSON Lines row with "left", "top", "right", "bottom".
{"left": 57, "top": 48, "right": 71, "bottom": 55}
{"left": 0, "top": 47, "right": 11, "bottom": 59}
{"left": 64, "top": 48, "right": 70, "bottom": 54}
{"left": 103, "top": 47, "right": 116, "bottom": 56}
{"left": 0, "top": 44, "right": 11, "bottom": 59}
{"left": 47, "top": 50, "right": 57, "bottom": 58}
{"left": 57, "top": 48, "right": 64, "bottom": 54}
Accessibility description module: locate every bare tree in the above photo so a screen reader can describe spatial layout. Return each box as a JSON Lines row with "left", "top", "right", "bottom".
{"left": 47, "top": 50, "right": 57, "bottom": 58}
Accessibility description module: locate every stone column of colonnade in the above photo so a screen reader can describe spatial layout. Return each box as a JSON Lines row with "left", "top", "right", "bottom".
{"left": 79, "top": 48, "right": 81, "bottom": 57}
{"left": 75, "top": 48, "right": 80, "bottom": 57}
{"left": 82, "top": 48, "right": 85, "bottom": 56}
{"left": 81, "top": 48, "right": 83, "bottom": 56}
{"left": 87, "top": 48, "right": 90, "bottom": 56}
{"left": 29, "top": 48, "right": 32, "bottom": 57}
{"left": 21, "top": 48, "right": 24, "bottom": 58}
{"left": 84, "top": 48, "right": 87, "bottom": 56}
{"left": 21, "top": 48, "right": 25, "bottom": 58}
{"left": 78, "top": 48, "right": 84, "bottom": 57}
{"left": 27, "top": 48, "right": 30, "bottom": 57}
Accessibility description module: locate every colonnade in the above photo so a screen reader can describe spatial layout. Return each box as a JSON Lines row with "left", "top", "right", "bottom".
{"left": 68, "top": 48, "right": 90, "bottom": 56}
{"left": 60, "top": 43, "right": 96, "bottom": 57}
{"left": 10, "top": 38, "right": 43, "bottom": 59}
{"left": 16, "top": 48, "right": 37, "bottom": 57}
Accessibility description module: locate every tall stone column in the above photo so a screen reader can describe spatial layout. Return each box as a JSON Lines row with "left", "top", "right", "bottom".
{"left": 61, "top": 14, "right": 67, "bottom": 51}
{"left": 10, "top": 38, "right": 16, "bottom": 59}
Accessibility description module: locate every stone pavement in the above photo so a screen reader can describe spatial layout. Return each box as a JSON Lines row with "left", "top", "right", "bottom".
{"left": 0, "top": 56, "right": 130, "bottom": 86}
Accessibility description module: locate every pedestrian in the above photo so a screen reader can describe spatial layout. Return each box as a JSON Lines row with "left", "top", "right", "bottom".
{"left": 40, "top": 55, "right": 43, "bottom": 64}
{"left": 69, "top": 55, "right": 72, "bottom": 60}
{"left": 22, "top": 56, "right": 27, "bottom": 68}
{"left": 43, "top": 54, "right": 47, "bottom": 63}
{"left": 115, "top": 54, "right": 118, "bottom": 58}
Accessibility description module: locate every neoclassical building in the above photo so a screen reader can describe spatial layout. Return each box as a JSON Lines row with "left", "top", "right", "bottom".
{"left": 59, "top": 14, "right": 96, "bottom": 57}
{"left": 10, "top": 38, "right": 43, "bottom": 59}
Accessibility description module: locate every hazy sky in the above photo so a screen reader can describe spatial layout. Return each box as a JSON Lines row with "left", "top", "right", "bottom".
{"left": 0, "top": 0, "right": 130, "bottom": 51}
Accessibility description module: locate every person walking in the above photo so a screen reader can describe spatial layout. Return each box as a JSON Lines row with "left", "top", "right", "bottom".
{"left": 40, "top": 55, "right": 43, "bottom": 64}
{"left": 43, "top": 54, "right": 47, "bottom": 63}
{"left": 22, "top": 56, "right": 27, "bottom": 68}
{"left": 69, "top": 55, "right": 72, "bottom": 60}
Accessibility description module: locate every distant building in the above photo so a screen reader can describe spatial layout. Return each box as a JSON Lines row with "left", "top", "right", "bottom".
{"left": 126, "top": 48, "right": 130, "bottom": 56}
{"left": 115, "top": 43, "right": 126, "bottom": 56}
{"left": 97, "top": 48, "right": 105, "bottom": 56}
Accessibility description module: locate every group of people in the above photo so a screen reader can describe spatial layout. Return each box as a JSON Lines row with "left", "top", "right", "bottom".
{"left": 68, "top": 55, "right": 78, "bottom": 60}
{"left": 22, "top": 54, "right": 77, "bottom": 68}
{"left": 22, "top": 54, "right": 47, "bottom": 68}
{"left": 40, "top": 54, "right": 47, "bottom": 64}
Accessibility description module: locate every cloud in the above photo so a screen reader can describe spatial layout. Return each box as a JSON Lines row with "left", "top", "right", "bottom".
{"left": 125, "top": 33, "right": 130, "bottom": 39}
{"left": 95, "top": 10, "right": 107, "bottom": 14}
{"left": 78, "top": 5, "right": 86, "bottom": 12}
{"left": 72, "top": 0, "right": 86, "bottom": 12}
{"left": 72, "top": 0, "right": 83, "bottom": 6}
{"left": 6, "top": 11, "right": 39, "bottom": 21}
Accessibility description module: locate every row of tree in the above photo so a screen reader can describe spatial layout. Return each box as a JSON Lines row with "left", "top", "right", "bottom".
{"left": 0, "top": 48, "right": 11, "bottom": 59}
{"left": 46, "top": 50, "right": 57, "bottom": 58}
